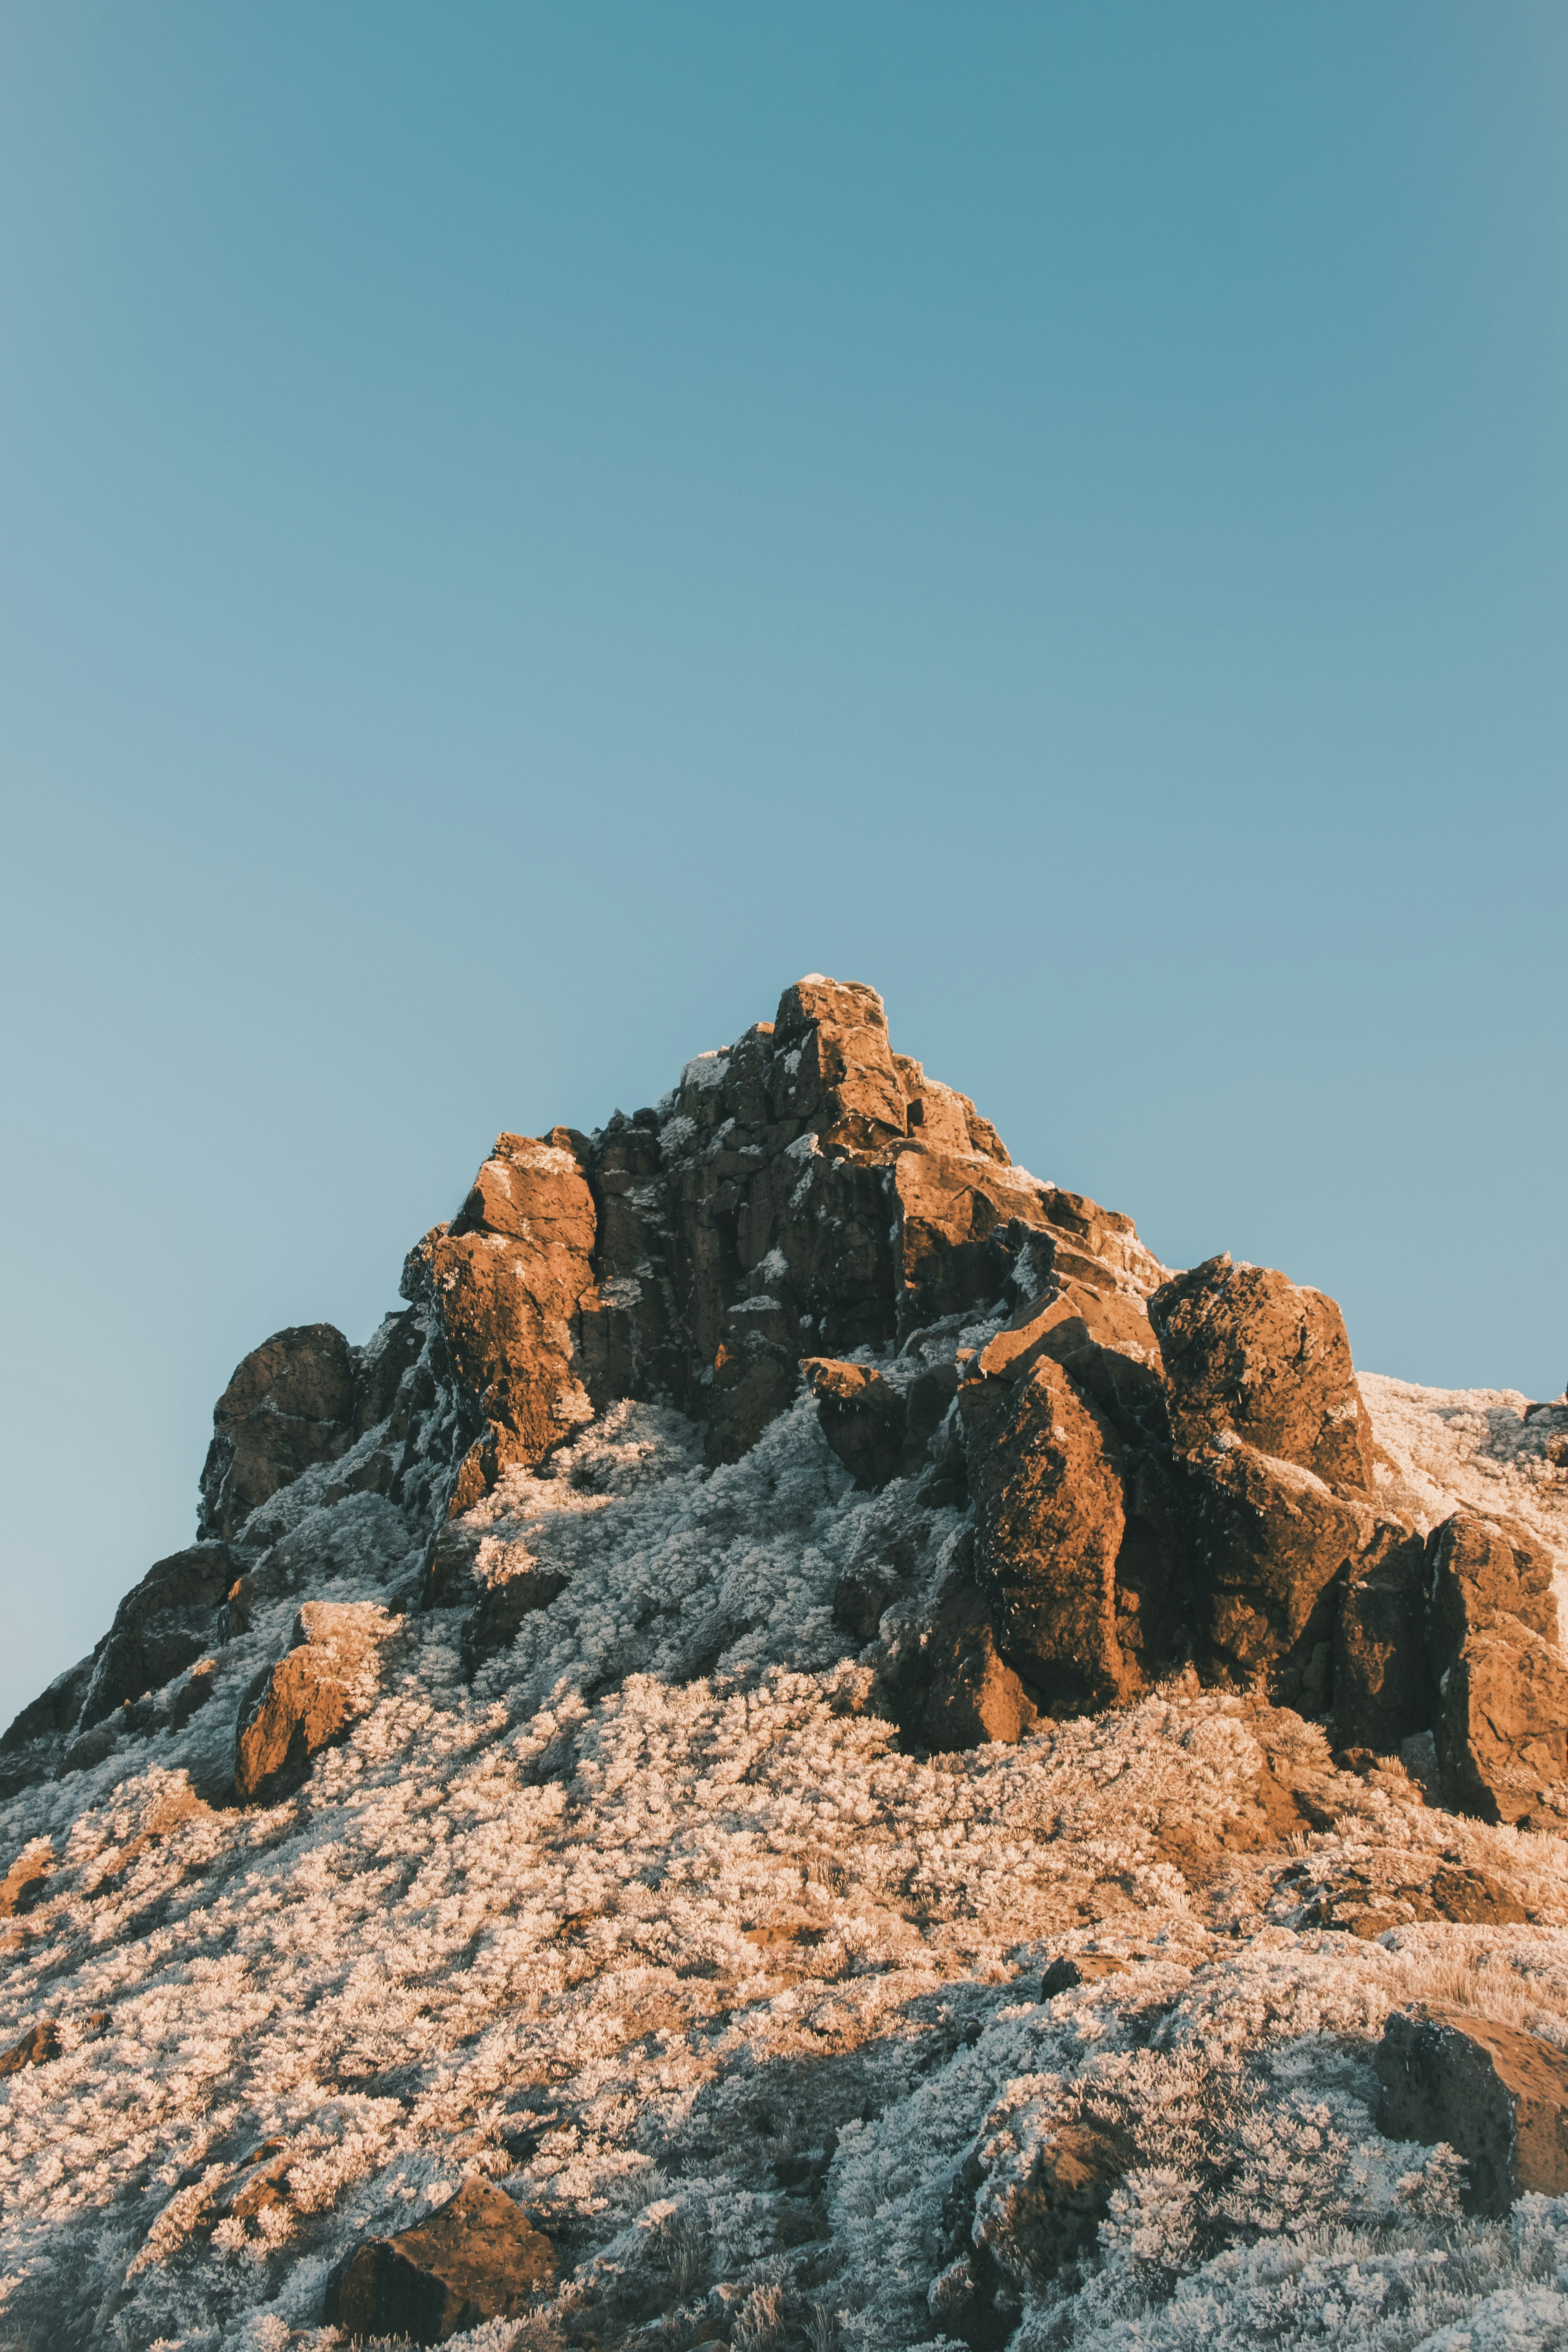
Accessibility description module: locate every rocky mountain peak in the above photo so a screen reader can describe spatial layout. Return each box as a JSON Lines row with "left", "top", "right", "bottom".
{"left": 3, "top": 976, "right": 1567, "bottom": 2352}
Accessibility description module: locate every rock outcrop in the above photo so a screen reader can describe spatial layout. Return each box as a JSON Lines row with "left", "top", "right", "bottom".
{"left": 5, "top": 972, "right": 1563, "bottom": 1835}
{"left": 234, "top": 1601, "right": 399, "bottom": 1804}
{"left": 1377, "top": 2007, "right": 1568, "bottom": 2214}
{"left": 1428, "top": 1512, "right": 1568, "bottom": 1824}
{"left": 199, "top": 1324, "right": 358, "bottom": 1539}
{"left": 324, "top": 2178, "right": 557, "bottom": 2344}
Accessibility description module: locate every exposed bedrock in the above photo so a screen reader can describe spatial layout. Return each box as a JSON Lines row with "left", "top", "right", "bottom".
{"left": 198, "top": 1323, "right": 358, "bottom": 1539}
{"left": 234, "top": 1600, "right": 400, "bottom": 1805}
{"left": 6, "top": 971, "right": 1564, "bottom": 1829}
{"left": 1427, "top": 1512, "right": 1568, "bottom": 1824}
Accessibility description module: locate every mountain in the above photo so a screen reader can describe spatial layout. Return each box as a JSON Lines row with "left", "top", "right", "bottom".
{"left": 3, "top": 976, "right": 1568, "bottom": 2352}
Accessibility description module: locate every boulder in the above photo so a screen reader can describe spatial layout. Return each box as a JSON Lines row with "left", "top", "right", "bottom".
{"left": 1150, "top": 1255, "right": 1374, "bottom": 1493}
{"left": 963, "top": 1354, "right": 1134, "bottom": 1713}
{"left": 1428, "top": 1512, "right": 1561, "bottom": 1656}
{"left": 324, "top": 2177, "right": 557, "bottom": 2344}
{"left": 0, "top": 2018, "right": 59, "bottom": 2076}
{"left": 234, "top": 1601, "right": 397, "bottom": 1804}
{"left": 964, "top": 1275, "right": 1194, "bottom": 1692}
{"left": 894, "top": 1055, "right": 1011, "bottom": 1163}
{"left": 1376, "top": 2007, "right": 1568, "bottom": 2214}
{"left": 1334, "top": 1528, "right": 1431, "bottom": 1753}
{"left": 801, "top": 1357, "right": 959, "bottom": 1490}
{"left": 1040, "top": 1954, "right": 1130, "bottom": 1998}
{"left": 771, "top": 976, "right": 908, "bottom": 1153}
{"left": 1436, "top": 1613, "right": 1568, "bottom": 1825}
{"left": 981, "top": 2123, "right": 1125, "bottom": 2285}
{"left": 461, "top": 1568, "right": 570, "bottom": 1678}
{"left": 973, "top": 1276, "right": 1167, "bottom": 1446}
{"left": 891, "top": 1157, "right": 1133, "bottom": 1342}
{"left": 1426, "top": 1513, "right": 1568, "bottom": 1823}
{"left": 917, "top": 1577, "right": 1040, "bottom": 1748}
{"left": 1180, "top": 1437, "right": 1377, "bottom": 1704}
{"left": 409, "top": 1130, "right": 599, "bottom": 1500}
{"left": 0, "top": 1654, "right": 97, "bottom": 1797}
{"left": 76, "top": 1543, "right": 235, "bottom": 1730}
{"left": 0, "top": 1839, "right": 53, "bottom": 1918}
{"left": 198, "top": 1324, "right": 357, "bottom": 1539}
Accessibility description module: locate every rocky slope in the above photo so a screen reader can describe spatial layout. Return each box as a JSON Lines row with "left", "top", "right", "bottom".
{"left": 3, "top": 976, "right": 1568, "bottom": 2352}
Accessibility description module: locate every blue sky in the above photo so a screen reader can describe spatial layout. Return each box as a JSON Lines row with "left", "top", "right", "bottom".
{"left": 2, "top": 2, "right": 1565, "bottom": 1724}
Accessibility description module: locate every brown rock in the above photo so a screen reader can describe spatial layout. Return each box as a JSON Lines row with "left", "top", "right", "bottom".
{"left": 894, "top": 1056, "right": 1011, "bottom": 1163}
{"left": 324, "top": 2177, "right": 557, "bottom": 2345}
{"left": 77, "top": 1543, "right": 235, "bottom": 1730}
{"left": 771, "top": 977, "right": 908, "bottom": 1153}
{"left": 0, "top": 2018, "right": 60, "bottom": 2076}
{"left": 1427, "top": 1864, "right": 1530, "bottom": 1926}
{"left": 198, "top": 1324, "right": 357, "bottom": 1539}
{"left": 801, "top": 1359, "right": 907, "bottom": 1488}
{"left": 964, "top": 1354, "right": 1134, "bottom": 1713}
{"left": 1150, "top": 1255, "right": 1374, "bottom": 1493}
{"left": 918, "top": 1578, "right": 1040, "bottom": 1748}
{"left": 1334, "top": 1528, "right": 1431, "bottom": 1753}
{"left": 1428, "top": 1512, "right": 1561, "bottom": 1656}
{"left": 406, "top": 1132, "right": 598, "bottom": 1508}
{"left": 234, "top": 1601, "right": 396, "bottom": 1804}
{"left": 1376, "top": 2007, "right": 1568, "bottom": 2214}
{"left": 1040, "top": 1954, "right": 1129, "bottom": 1998}
{"left": 891, "top": 1155, "right": 1057, "bottom": 1341}
{"left": 984, "top": 2123, "right": 1125, "bottom": 2283}
{"left": 800, "top": 1356, "right": 960, "bottom": 1492}
{"left": 1436, "top": 1613, "right": 1568, "bottom": 1825}
{"left": 1424, "top": 1512, "right": 1568, "bottom": 1824}
{"left": 974, "top": 1278, "right": 1167, "bottom": 1444}
{"left": 0, "top": 1839, "right": 53, "bottom": 1919}
{"left": 1182, "top": 1437, "right": 1377, "bottom": 1704}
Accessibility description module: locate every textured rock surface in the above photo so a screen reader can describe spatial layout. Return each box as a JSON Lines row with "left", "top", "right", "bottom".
{"left": 1377, "top": 2007, "right": 1568, "bottom": 2214}
{"left": 410, "top": 1129, "right": 599, "bottom": 1505}
{"left": 198, "top": 1324, "right": 357, "bottom": 1539}
{"left": 325, "top": 2177, "right": 557, "bottom": 2343}
{"left": 964, "top": 1354, "right": 1134, "bottom": 1715}
{"left": 1428, "top": 1512, "right": 1568, "bottom": 1822}
{"left": 915, "top": 1576, "right": 1040, "bottom": 1748}
{"left": 76, "top": 1543, "right": 235, "bottom": 1731}
{"left": 1151, "top": 1254, "right": 1375, "bottom": 1492}
{"left": 1181, "top": 1439, "right": 1380, "bottom": 1702}
{"left": 234, "top": 1601, "right": 398, "bottom": 1804}
{"left": 1333, "top": 1526, "right": 1431, "bottom": 1753}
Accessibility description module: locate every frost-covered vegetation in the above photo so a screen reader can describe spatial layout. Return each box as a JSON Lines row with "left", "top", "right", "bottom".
{"left": 4, "top": 1383, "right": 1568, "bottom": 2352}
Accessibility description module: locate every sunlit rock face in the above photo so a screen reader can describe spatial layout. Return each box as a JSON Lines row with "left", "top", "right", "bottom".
{"left": 4, "top": 976, "right": 1568, "bottom": 2352}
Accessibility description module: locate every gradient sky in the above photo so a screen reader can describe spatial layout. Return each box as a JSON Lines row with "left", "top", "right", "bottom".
{"left": 2, "top": 2, "right": 1565, "bottom": 1728}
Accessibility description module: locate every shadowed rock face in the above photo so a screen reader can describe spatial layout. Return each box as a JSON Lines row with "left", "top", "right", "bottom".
{"left": 325, "top": 2178, "right": 557, "bottom": 2345}
{"left": 199, "top": 1325, "right": 357, "bottom": 1540}
{"left": 1377, "top": 2008, "right": 1568, "bottom": 2215}
{"left": 1334, "top": 1527, "right": 1432, "bottom": 1753}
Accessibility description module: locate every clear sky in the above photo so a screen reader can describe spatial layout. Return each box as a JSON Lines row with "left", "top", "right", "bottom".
{"left": 2, "top": 2, "right": 1565, "bottom": 1728}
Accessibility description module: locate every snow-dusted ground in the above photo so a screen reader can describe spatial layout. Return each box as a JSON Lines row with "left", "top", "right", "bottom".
{"left": 4, "top": 1375, "right": 1568, "bottom": 2352}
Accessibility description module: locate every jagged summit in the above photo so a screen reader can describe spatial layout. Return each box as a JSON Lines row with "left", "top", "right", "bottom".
{"left": 4, "top": 977, "right": 1568, "bottom": 2352}
{"left": 10, "top": 973, "right": 1561, "bottom": 1820}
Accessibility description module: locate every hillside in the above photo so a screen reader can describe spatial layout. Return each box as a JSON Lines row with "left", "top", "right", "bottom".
{"left": 4, "top": 976, "right": 1568, "bottom": 2352}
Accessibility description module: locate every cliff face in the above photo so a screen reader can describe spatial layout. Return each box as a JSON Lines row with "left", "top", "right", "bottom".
{"left": 4, "top": 977, "right": 1568, "bottom": 2352}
